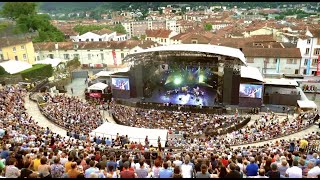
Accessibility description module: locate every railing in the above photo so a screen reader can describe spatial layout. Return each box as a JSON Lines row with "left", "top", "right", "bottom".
{"left": 115, "top": 99, "right": 226, "bottom": 114}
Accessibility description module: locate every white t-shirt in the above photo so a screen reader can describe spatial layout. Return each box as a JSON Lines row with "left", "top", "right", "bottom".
{"left": 285, "top": 166, "right": 302, "bottom": 178}
{"left": 307, "top": 166, "right": 320, "bottom": 178}
{"left": 173, "top": 160, "right": 182, "bottom": 167}
{"left": 181, "top": 164, "right": 193, "bottom": 178}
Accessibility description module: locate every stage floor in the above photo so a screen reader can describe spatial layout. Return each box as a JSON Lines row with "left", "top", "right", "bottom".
{"left": 144, "top": 87, "right": 217, "bottom": 106}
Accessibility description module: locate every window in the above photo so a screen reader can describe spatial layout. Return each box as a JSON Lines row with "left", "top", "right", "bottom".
{"left": 79, "top": 39, "right": 81, "bottom": 42}
{"left": 21, "top": 45, "right": 25, "bottom": 50}
{"left": 286, "top": 59, "right": 296, "bottom": 64}
{"left": 312, "top": 59, "right": 318, "bottom": 66}
{"left": 121, "top": 53, "right": 124, "bottom": 58}
{"left": 13, "top": 47, "right": 16, "bottom": 52}
{"left": 74, "top": 54, "right": 79, "bottom": 58}
{"left": 314, "top": 48, "right": 320, "bottom": 55}
{"left": 49, "top": 54, "right": 54, "bottom": 59}
{"left": 37, "top": 56, "right": 40, "bottom": 61}
{"left": 101, "top": 53, "right": 104, "bottom": 60}
{"left": 305, "top": 48, "right": 310, "bottom": 55}
{"left": 0, "top": 54, "right": 3, "bottom": 60}
{"left": 63, "top": 54, "right": 70, "bottom": 59}
{"left": 307, "top": 39, "right": 311, "bottom": 44}
{"left": 88, "top": 54, "right": 91, "bottom": 60}
{"left": 91, "top": 39, "right": 94, "bottom": 41}
{"left": 99, "top": 38, "right": 102, "bottom": 41}
{"left": 192, "top": 40, "right": 198, "bottom": 44}
{"left": 246, "top": 58, "right": 254, "bottom": 63}
{"left": 73, "top": 44, "right": 78, "bottom": 49}
{"left": 23, "top": 54, "right": 27, "bottom": 59}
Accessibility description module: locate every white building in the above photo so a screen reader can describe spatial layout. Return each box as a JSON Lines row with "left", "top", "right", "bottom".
{"left": 296, "top": 28, "right": 320, "bottom": 75}
{"left": 70, "top": 28, "right": 127, "bottom": 42}
{"left": 33, "top": 40, "right": 159, "bottom": 67}
{"left": 242, "top": 47, "right": 302, "bottom": 77}
{"left": 145, "top": 29, "right": 178, "bottom": 46}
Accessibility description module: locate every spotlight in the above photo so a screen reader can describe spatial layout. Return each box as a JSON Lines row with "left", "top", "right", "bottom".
{"left": 199, "top": 75, "right": 205, "bottom": 83}
{"left": 174, "top": 77, "right": 182, "bottom": 85}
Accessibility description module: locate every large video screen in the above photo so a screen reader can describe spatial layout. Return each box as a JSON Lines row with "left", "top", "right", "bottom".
{"left": 239, "top": 84, "right": 262, "bottom": 98}
{"left": 111, "top": 78, "right": 130, "bottom": 90}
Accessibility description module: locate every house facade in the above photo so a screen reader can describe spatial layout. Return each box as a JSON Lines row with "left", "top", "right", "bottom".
{"left": 296, "top": 28, "right": 320, "bottom": 75}
{"left": 33, "top": 40, "right": 159, "bottom": 68}
{"left": 70, "top": 29, "right": 127, "bottom": 42}
{"left": 242, "top": 48, "right": 302, "bottom": 77}
{"left": 0, "top": 38, "right": 36, "bottom": 64}
{"left": 145, "top": 29, "right": 177, "bottom": 46}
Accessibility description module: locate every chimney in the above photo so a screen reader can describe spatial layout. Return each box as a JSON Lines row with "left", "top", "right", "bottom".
{"left": 55, "top": 43, "right": 58, "bottom": 50}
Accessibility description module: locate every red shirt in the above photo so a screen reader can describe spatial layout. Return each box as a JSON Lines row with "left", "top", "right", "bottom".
{"left": 120, "top": 170, "right": 135, "bottom": 178}
{"left": 222, "top": 159, "right": 229, "bottom": 167}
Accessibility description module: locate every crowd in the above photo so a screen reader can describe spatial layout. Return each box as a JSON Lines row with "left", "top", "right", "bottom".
{"left": 112, "top": 104, "right": 248, "bottom": 136}
{"left": 111, "top": 104, "right": 317, "bottom": 147}
{"left": 41, "top": 93, "right": 104, "bottom": 135}
{"left": 0, "top": 84, "right": 319, "bottom": 178}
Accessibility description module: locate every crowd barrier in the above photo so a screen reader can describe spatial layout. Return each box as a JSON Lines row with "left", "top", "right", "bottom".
{"left": 115, "top": 99, "right": 226, "bottom": 114}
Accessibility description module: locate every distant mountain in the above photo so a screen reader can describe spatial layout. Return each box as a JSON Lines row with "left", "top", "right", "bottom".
{"left": 0, "top": 2, "right": 319, "bottom": 14}
{"left": 38, "top": 2, "right": 104, "bottom": 12}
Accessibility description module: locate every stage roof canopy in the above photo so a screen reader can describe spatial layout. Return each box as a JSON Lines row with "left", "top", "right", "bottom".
{"left": 87, "top": 82, "right": 108, "bottom": 91}
{"left": 264, "top": 78, "right": 298, "bottom": 87}
{"left": 297, "top": 100, "right": 317, "bottom": 109}
{"left": 0, "top": 60, "right": 32, "bottom": 74}
{"left": 90, "top": 122, "right": 168, "bottom": 147}
{"left": 131, "top": 44, "right": 247, "bottom": 65}
{"left": 241, "top": 66, "right": 264, "bottom": 82}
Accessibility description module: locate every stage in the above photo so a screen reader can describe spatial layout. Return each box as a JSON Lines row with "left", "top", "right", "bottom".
{"left": 144, "top": 86, "right": 217, "bottom": 106}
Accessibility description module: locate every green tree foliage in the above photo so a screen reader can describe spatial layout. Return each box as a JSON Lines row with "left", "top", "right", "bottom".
{"left": 0, "top": 2, "right": 37, "bottom": 20}
{"left": 73, "top": 24, "right": 126, "bottom": 35}
{"left": 19, "top": 64, "right": 53, "bottom": 80}
{"left": 204, "top": 23, "right": 212, "bottom": 31}
{"left": 66, "top": 57, "right": 81, "bottom": 68}
{"left": 1, "top": 2, "right": 65, "bottom": 42}
{"left": 0, "top": 66, "right": 9, "bottom": 76}
{"left": 131, "top": 36, "right": 139, "bottom": 40}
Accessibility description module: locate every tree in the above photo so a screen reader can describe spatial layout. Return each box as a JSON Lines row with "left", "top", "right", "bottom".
{"left": 113, "top": 24, "right": 126, "bottom": 34}
{"left": 0, "top": 2, "right": 37, "bottom": 20}
{"left": 140, "top": 34, "right": 146, "bottom": 40}
{"left": 131, "top": 36, "right": 139, "bottom": 40}
{"left": 0, "top": 66, "right": 9, "bottom": 76}
{"left": 204, "top": 23, "right": 212, "bottom": 31}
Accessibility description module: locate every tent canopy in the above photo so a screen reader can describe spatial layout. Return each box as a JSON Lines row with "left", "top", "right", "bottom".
{"left": 87, "top": 82, "right": 108, "bottom": 91}
{"left": 90, "top": 122, "right": 168, "bottom": 147}
{"left": 241, "top": 66, "right": 264, "bottom": 82}
{"left": 0, "top": 60, "right": 32, "bottom": 74}
{"left": 34, "top": 58, "right": 62, "bottom": 67}
{"left": 297, "top": 100, "right": 317, "bottom": 109}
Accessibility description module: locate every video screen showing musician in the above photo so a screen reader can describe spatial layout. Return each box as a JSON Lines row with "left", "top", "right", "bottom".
{"left": 112, "top": 78, "right": 130, "bottom": 90}
{"left": 239, "top": 84, "right": 262, "bottom": 98}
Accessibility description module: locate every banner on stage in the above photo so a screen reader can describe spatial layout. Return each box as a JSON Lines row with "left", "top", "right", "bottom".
{"left": 89, "top": 93, "right": 101, "bottom": 98}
